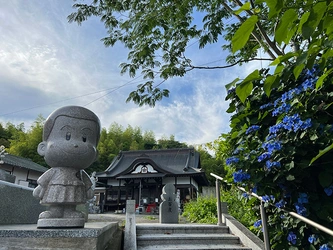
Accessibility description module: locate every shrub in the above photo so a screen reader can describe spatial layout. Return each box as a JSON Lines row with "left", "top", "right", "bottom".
{"left": 182, "top": 196, "right": 218, "bottom": 224}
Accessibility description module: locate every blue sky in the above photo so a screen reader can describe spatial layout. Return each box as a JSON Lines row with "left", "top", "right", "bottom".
{"left": 0, "top": 0, "right": 265, "bottom": 146}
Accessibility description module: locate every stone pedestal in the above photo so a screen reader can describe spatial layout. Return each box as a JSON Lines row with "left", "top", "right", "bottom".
{"left": 0, "top": 222, "right": 122, "bottom": 250}
{"left": 124, "top": 200, "right": 136, "bottom": 250}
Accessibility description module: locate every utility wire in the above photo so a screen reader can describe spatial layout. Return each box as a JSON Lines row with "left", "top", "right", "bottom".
{"left": 0, "top": 75, "right": 144, "bottom": 117}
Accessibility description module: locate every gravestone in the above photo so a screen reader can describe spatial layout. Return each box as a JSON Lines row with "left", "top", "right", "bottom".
{"left": 33, "top": 106, "right": 101, "bottom": 228}
{"left": 159, "top": 183, "right": 179, "bottom": 224}
{"left": 0, "top": 180, "right": 45, "bottom": 224}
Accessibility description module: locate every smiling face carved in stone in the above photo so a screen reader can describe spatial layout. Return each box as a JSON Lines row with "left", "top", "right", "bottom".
{"left": 38, "top": 106, "right": 100, "bottom": 169}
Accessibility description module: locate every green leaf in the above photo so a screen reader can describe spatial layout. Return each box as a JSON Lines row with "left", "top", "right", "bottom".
{"left": 242, "top": 69, "right": 261, "bottom": 84}
{"left": 235, "top": 69, "right": 262, "bottom": 103}
{"left": 310, "top": 142, "right": 333, "bottom": 165}
{"left": 232, "top": 15, "right": 258, "bottom": 53}
{"left": 236, "top": 82, "right": 253, "bottom": 103}
{"left": 263, "top": 75, "right": 277, "bottom": 97}
{"left": 293, "top": 64, "right": 305, "bottom": 80}
{"left": 264, "top": 0, "right": 283, "bottom": 18}
{"left": 302, "top": 2, "right": 327, "bottom": 39}
{"left": 270, "top": 52, "right": 296, "bottom": 66}
{"left": 297, "top": 12, "right": 310, "bottom": 35}
{"left": 318, "top": 172, "right": 332, "bottom": 187}
{"left": 316, "top": 68, "right": 333, "bottom": 89}
{"left": 275, "top": 9, "right": 298, "bottom": 45}
{"left": 286, "top": 175, "right": 295, "bottom": 181}
{"left": 293, "top": 52, "right": 307, "bottom": 79}
{"left": 234, "top": 2, "right": 251, "bottom": 15}
{"left": 226, "top": 78, "right": 240, "bottom": 91}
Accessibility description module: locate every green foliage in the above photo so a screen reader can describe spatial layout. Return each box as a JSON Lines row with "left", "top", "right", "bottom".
{"left": 182, "top": 196, "right": 218, "bottom": 224}
{"left": 220, "top": 185, "right": 260, "bottom": 235}
{"left": 7, "top": 115, "right": 46, "bottom": 166}
{"left": 224, "top": 0, "right": 333, "bottom": 247}
{"left": 68, "top": 0, "right": 279, "bottom": 106}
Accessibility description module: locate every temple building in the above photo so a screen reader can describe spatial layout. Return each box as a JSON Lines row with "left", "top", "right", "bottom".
{"left": 95, "top": 148, "right": 209, "bottom": 212}
{"left": 0, "top": 153, "right": 48, "bottom": 188}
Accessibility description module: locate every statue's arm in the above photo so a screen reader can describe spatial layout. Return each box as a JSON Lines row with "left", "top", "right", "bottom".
{"left": 81, "top": 170, "right": 94, "bottom": 199}
{"left": 33, "top": 169, "right": 54, "bottom": 199}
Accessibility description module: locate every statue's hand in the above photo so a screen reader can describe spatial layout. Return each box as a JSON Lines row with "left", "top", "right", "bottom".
{"left": 33, "top": 185, "right": 44, "bottom": 199}
{"left": 86, "top": 188, "right": 94, "bottom": 200}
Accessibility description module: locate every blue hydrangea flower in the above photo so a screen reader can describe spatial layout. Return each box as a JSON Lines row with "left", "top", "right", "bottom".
{"left": 301, "top": 78, "right": 315, "bottom": 91}
{"left": 265, "top": 161, "right": 281, "bottom": 170}
{"left": 258, "top": 152, "right": 272, "bottom": 162}
{"left": 298, "top": 193, "right": 309, "bottom": 204}
{"left": 246, "top": 125, "right": 260, "bottom": 135}
{"left": 226, "top": 156, "right": 239, "bottom": 165}
{"left": 275, "top": 199, "right": 286, "bottom": 208}
{"left": 287, "top": 232, "right": 297, "bottom": 245}
{"left": 262, "top": 141, "right": 282, "bottom": 153}
{"left": 232, "top": 148, "right": 244, "bottom": 155}
{"left": 324, "top": 185, "right": 333, "bottom": 196}
{"left": 272, "top": 103, "right": 291, "bottom": 116}
{"left": 262, "top": 195, "right": 274, "bottom": 203}
{"left": 295, "top": 203, "right": 307, "bottom": 216}
{"left": 259, "top": 103, "right": 273, "bottom": 110}
{"left": 254, "top": 220, "right": 262, "bottom": 228}
{"left": 308, "top": 234, "right": 317, "bottom": 244}
{"left": 242, "top": 193, "right": 249, "bottom": 198}
{"left": 319, "top": 244, "right": 332, "bottom": 250}
{"left": 227, "top": 88, "right": 236, "bottom": 94}
{"left": 233, "top": 170, "right": 250, "bottom": 183}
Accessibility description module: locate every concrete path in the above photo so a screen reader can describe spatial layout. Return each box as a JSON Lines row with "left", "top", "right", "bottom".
{"left": 88, "top": 212, "right": 189, "bottom": 225}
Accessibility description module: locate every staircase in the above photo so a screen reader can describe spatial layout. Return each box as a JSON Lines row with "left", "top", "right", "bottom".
{"left": 136, "top": 224, "right": 252, "bottom": 250}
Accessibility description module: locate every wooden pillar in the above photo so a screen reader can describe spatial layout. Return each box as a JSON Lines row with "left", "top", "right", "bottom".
{"left": 117, "top": 179, "right": 121, "bottom": 210}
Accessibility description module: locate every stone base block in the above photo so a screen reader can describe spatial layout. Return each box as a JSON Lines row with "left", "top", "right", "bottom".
{"left": 0, "top": 222, "right": 122, "bottom": 250}
{"left": 37, "top": 218, "right": 85, "bottom": 228}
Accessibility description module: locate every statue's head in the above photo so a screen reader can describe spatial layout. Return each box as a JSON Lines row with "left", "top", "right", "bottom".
{"left": 38, "top": 106, "right": 101, "bottom": 169}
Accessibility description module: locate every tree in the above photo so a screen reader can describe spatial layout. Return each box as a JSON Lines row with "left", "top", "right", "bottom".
{"left": 8, "top": 115, "right": 46, "bottom": 166}
{"left": 68, "top": 0, "right": 282, "bottom": 106}
{"left": 196, "top": 145, "right": 224, "bottom": 185}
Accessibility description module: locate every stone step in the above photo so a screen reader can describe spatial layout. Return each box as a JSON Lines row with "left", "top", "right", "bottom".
{"left": 137, "top": 244, "right": 251, "bottom": 250}
{"left": 136, "top": 224, "right": 230, "bottom": 235}
{"left": 137, "top": 233, "right": 241, "bottom": 246}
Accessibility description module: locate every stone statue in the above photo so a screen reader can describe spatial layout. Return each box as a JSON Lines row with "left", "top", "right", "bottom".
{"left": 90, "top": 171, "right": 98, "bottom": 190}
{"left": 33, "top": 106, "right": 100, "bottom": 228}
{"left": 159, "top": 183, "right": 179, "bottom": 224}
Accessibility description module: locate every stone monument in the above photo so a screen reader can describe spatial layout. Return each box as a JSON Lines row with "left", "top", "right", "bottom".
{"left": 33, "top": 106, "right": 100, "bottom": 228}
{"left": 159, "top": 183, "right": 179, "bottom": 224}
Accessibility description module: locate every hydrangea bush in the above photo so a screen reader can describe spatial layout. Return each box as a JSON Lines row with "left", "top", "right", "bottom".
{"left": 224, "top": 65, "right": 333, "bottom": 249}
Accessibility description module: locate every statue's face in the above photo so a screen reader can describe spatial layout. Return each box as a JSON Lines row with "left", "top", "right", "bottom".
{"left": 40, "top": 116, "right": 98, "bottom": 169}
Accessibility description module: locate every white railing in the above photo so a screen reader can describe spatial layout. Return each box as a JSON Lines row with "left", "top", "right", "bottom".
{"left": 210, "top": 173, "right": 333, "bottom": 250}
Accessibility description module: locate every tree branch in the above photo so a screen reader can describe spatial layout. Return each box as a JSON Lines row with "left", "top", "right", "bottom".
{"left": 232, "top": 0, "right": 284, "bottom": 57}
{"left": 221, "top": 2, "right": 277, "bottom": 60}
{"left": 186, "top": 58, "right": 273, "bottom": 71}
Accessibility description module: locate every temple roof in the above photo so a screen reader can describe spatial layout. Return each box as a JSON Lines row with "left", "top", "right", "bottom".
{"left": 96, "top": 148, "right": 209, "bottom": 185}
{"left": 0, "top": 154, "right": 48, "bottom": 173}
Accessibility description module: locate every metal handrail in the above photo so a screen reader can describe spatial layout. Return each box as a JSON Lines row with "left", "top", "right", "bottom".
{"left": 210, "top": 173, "right": 333, "bottom": 250}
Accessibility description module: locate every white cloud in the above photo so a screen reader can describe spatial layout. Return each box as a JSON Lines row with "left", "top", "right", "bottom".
{"left": 0, "top": 0, "right": 267, "bottom": 147}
